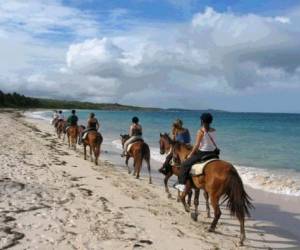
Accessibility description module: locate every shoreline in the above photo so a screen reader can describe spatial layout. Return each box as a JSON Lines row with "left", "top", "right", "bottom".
{"left": 1, "top": 110, "right": 299, "bottom": 249}
{"left": 26, "top": 110, "right": 300, "bottom": 198}
{"left": 28, "top": 111, "right": 300, "bottom": 244}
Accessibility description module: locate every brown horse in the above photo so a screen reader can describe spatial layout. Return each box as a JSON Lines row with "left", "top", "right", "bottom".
{"left": 172, "top": 142, "right": 254, "bottom": 246}
{"left": 120, "top": 134, "right": 152, "bottom": 184}
{"left": 66, "top": 125, "right": 78, "bottom": 149}
{"left": 159, "top": 133, "right": 210, "bottom": 217}
{"left": 56, "top": 120, "right": 66, "bottom": 139}
{"left": 80, "top": 127, "right": 103, "bottom": 165}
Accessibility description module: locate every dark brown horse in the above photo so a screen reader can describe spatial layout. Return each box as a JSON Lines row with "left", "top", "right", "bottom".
{"left": 66, "top": 125, "right": 78, "bottom": 149}
{"left": 56, "top": 120, "right": 66, "bottom": 139}
{"left": 159, "top": 133, "right": 210, "bottom": 217}
{"left": 80, "top": 126, "right": 103, "bottom": 165}
{"left": 120, "top": 134, "right": 152, "bottom": 184}
{"left": 172, "top": 141, "right": 254, "bottom": 246}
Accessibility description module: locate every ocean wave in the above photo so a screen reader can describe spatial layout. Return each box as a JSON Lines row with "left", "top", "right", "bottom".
{"left": 236, "top": 165, "right": 300, "bottom": 196}
{"left": 25, "top": 111, "right": 52, "bottom": 122}
{"left": 111, "top": 140, "right": 300, "bottom": 197}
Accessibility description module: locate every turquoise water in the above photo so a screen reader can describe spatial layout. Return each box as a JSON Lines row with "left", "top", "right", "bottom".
{"left": 32, "top": 109, "right": 300, "bottom": 196}
{"left": 43, "top": 110, "right": 300, "bottom": 171}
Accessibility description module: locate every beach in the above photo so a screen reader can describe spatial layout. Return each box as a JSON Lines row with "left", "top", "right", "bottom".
{"left": 1, "top": 110, "right": 300, "bottom": 250}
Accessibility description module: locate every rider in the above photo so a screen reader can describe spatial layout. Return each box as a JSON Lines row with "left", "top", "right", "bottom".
{"left": 159, "top": 119, "right": 191, "bottom": 175}
{"left": 175, "top": 113, "right": 218, "bottom": 192}
{"left": 121, "top": 116, "right": 143, "bottom": 157}
{"left": 67, "top": 110, "right": 78, "bottom": 127}
{"left": 55, "top": 110, "right": 64, "bottom": 127}
{"left": 52, "top": 110, "right": 59, "bottom": 125}
{"left": 78, "top": 112, "right": 100, "bottom": 144}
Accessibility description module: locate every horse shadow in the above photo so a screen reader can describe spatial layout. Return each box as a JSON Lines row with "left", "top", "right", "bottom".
{"left": 211, "top": 200, "right": 300, "bottom": 249}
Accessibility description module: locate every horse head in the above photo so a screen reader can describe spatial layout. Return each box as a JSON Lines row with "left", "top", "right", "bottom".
{"left": 171, "top": 141, "right": 191, "bottom": 165}
{"left": 120, "top": 134, "right": 130, "bottom": 147}
{"left": 159, "top": 132, "right": 173, "bottom": 155}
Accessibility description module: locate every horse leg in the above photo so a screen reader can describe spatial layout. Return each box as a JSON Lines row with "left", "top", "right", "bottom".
{"left": 208, "top": 193, "right": 222, "bottom": 232}
{"left": 164, "top": 172, "right": 172, "bottom": 198}
{"left": 84, "top": 144, "right": 87, "bottom": 160}
{"left": 180, "top": 181, "right": 192, "bottom": 213}
{"left": 146, "top": 159, "right": 152, "bottom": 184}
{"left": 191, "top": 189, "right": 200, "bottom": 221}
{"left": 135, "top": 155, "right": 142, "bottom": 179}
{"left": 125, "top": 155, "right": 131, "bottom": 174}
{"left": 203, "top": 190, "right": 210, "bottom": 218}
{"left": 90, "top": 145, "right": 93, "bottom": 162}
{"left": 68, "top": 135, "right": 70, "bottom": 148}
{"left": 92, "top": 145, "right": 97, "bottom": 165}
{"left": 187, "top": 190, "right": 193, "bottom": 207}
{"left": 95, "top": 144, "right": 100, "bottom": 166}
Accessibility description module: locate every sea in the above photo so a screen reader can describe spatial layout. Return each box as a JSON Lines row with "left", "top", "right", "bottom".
{"left": 27, "top": 109, "right": 300, "bottom": 197}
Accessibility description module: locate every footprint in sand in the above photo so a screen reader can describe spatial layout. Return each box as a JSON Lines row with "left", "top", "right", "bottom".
{"left": 79, "top": 188, "right": 93, "bottom": 197}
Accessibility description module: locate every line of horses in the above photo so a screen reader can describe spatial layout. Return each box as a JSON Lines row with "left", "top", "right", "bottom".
{"left": 52, "top": 120, "right": 253, "bottom": 246}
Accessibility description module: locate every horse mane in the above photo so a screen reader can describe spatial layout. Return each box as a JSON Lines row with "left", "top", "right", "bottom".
{"left": 161, "top": 132, "right": 173, "bottom": 144}
{"left": 173, "top": 140, "right": 193, "bottom": 151}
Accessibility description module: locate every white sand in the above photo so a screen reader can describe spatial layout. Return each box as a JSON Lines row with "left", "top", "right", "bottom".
{"left": 0, "top": 110, "right": 299, "bottom": 249}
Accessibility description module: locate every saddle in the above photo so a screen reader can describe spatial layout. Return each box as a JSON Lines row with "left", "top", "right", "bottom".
{"left": 82, "top": 129, "right": 97, "bottom": 139}
{"left": 190, "top": 157, "right": 219, "bottom": 176}
{"left": 127, "top": 139, "right": 144, "bottom": 153}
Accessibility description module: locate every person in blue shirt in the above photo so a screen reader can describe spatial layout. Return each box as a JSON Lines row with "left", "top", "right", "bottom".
{"left": 159, "top": 119, "right": 191, "bottom": 175}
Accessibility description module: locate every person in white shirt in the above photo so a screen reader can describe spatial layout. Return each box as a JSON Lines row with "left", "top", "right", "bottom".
{"left": 175, "top": 113, "right": 219, "bottom": 192}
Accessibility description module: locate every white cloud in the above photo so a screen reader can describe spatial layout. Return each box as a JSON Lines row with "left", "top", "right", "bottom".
{"left": 1, "top": 3, "right": 300, "bottom": 110}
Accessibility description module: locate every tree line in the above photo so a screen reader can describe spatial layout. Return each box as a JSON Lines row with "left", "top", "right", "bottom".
{"left": 0, "top": 90, "right": 160, "bottom": 111}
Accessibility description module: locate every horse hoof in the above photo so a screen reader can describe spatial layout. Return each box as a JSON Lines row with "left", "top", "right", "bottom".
{"left": 208, "top": 227, "right": 215, "bottom": 233}
{"left": 183, "top": 204, "right": 190, "bottom": 213}
{"left": 167, "top": 193, "right": 172, "bottom": 199}
{"left": 191, "top": 212, "right": 198, "bottom": 221}
{"left": 239, "top": 241, "right": 244, "bottom": 247}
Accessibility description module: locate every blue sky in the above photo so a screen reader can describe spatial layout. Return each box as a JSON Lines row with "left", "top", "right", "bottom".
{"left": 0, "top": 0, "right": 300, "bottom": 112}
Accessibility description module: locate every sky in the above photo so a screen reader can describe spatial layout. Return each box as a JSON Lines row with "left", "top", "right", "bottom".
{"left": 0, "top": 0, "right": 300, "bottom": 113}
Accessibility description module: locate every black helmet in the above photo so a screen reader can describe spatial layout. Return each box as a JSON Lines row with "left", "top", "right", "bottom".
{"left": 90, "top": 112, "right": 95, "bottom": 118}
{"left": 200, "top": 113, "right": 213, "bottom": 124}
{"left": 132, "top": 116, "right": 139, "bottom": 123}
{"left": 72, "top": 109, "right": 76, "bottom": 114}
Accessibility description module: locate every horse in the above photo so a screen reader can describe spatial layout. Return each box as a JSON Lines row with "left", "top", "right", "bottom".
{"left": 56, "top": 120, "right": 66, "bottom": 139}
{"left": 159, "top": 133, "right": 210, "bottom": 217}
{"left": 66, "top": 125, "right": 78, "bottom": 149}
{"left": 81, "top": 127, "right": 103, "bottom": 165}
{"left": 120, "top": 134, "right": 152, "bottom": 184}
{"left": 172, "top": 141, "right": 254, "bottom": 246}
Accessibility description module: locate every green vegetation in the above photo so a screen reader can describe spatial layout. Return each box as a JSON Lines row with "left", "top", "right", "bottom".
{"left": 0, "top": 90, "right": 161, "bottom": 111}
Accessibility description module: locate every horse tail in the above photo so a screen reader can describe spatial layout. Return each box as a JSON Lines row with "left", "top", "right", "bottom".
{"left": 94, "top": 133, "right": 103, "bottom": 157}
{"left": 141, "top": 142, "right": 150, "bottom": 162}
{"left": 141, "top": 142, "right": 152, "bottom": 183}
{"left": 222, "top": 167, "right": 254, "bottom": 219}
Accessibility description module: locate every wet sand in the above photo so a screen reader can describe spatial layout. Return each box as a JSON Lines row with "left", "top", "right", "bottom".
{"left": 0, "top": 110, "right": 299, "bottom": 249}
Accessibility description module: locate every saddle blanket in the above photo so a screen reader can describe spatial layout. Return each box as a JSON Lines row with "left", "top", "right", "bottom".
{"left": 127, "top": 140, "right": 143, "bottom": 152}
{"left": 190, "top": 159, "right": 219, "bottom": 176}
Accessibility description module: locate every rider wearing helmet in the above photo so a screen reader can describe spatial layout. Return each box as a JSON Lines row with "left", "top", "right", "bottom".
{"left": 67, "top": 110, "right": 78, "bottom": 126}
{"left": 159, "top": 119, "right": 191, "bottom": 175}
{"left": 121, "top": 116, "right": 143, "bottom": 157}
{"left": 175, "top": 113, "right": 219, "bottom": 192}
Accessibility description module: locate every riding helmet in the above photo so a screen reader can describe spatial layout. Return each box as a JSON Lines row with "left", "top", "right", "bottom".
{"left": 132, "top": 116, "right": 139, "bottom": 123}
{"left": 200, "top": 113, "right": 213, "bottom": 124}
